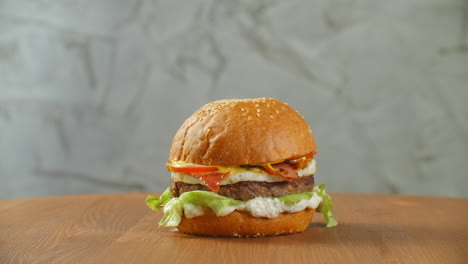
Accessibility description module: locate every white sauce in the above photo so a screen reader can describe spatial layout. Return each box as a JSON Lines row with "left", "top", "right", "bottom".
{"left": 183, "top": 203, "right": 206, "bottom": 218}
{"left": 183, "top": 192, "right": 323, "bottom": 219}
{"left": 172, "top": 159, "right": 316, "bottom": 185}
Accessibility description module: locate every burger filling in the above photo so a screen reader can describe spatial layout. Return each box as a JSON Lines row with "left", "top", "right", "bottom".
{"left": 146, "top": 184, "right": 338, "bottom": 228}
{"left": 171, "top": 175, "right": 314, "bottom": 201}
{"left": 182, "top": 189, "right": 323, "bottom": 219}
{"left": 168, "top": 155, "right": 317, "bottom": 193}
{"left": 146, "top": 153, "right": 337, "bottom": 228}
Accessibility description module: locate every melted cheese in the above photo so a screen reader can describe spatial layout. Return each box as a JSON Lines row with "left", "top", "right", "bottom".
{"left": 169, "top": 160, "right": 258, "bottom": 174}
{"left": 171, "top": 159, "right": 316, "bottom": 185}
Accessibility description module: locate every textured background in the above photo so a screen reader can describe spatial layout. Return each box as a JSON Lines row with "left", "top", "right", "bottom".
{"left": 1, "top": 0, "right": 467, "bottom": 199}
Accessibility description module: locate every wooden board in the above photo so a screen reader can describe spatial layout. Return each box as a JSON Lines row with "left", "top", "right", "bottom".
{"left": 1, "top": 193, "right": 467, "bottom": 263}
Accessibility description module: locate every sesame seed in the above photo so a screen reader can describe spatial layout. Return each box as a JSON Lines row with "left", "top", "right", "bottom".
{"left": 275, "top": 110, "right": 280, "bottom": 113}
{"left": 256, "top": 113, "right": 260, "bottom": 117}
{"left": 256, "top": 109, "right": 260, "bottom": 112}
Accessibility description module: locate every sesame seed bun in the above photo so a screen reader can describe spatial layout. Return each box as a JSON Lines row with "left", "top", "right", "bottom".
{"left": 169, "top": 98, "right": 317, "bottom": 166}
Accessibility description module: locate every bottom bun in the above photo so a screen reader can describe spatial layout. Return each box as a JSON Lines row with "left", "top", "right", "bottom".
{"left": 177, "top": 209, "right": 315, "bottom": 237}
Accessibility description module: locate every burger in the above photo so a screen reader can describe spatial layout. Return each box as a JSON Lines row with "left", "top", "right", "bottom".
{"left": 146, "top": 98, "right": 337, "bottom": 237}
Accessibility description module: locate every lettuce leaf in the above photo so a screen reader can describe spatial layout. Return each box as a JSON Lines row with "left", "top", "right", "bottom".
{"left": 159, "top": 190, "right": 244, "bottom": 226}
{"left": 146, "top": 187, "right": 172, "bottom": 210}
{"left": 314, "top": 184, "right": 338, "bottom": 227}
{"left": 146, "top": 184, "right": 338, "bottom": 228}
{"left": 277, "top": 191, "right": 315, "bottom": 205}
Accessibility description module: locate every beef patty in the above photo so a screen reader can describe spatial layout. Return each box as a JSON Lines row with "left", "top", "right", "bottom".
{"left": 171, "top": 175, "right": 314, "bottom": 201}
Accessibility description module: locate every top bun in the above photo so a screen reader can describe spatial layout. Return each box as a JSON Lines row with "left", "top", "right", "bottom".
{"left": 169, "top": 98, "right": 316, "bottom": 166}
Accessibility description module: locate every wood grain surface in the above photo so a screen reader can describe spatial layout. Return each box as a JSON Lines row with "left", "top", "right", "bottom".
{"left": 0, "top": 193, "right": 467, "bottom": 264}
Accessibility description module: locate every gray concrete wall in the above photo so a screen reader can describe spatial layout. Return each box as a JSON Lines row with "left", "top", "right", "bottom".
{"left": 1, "top": 0, "right": 467, "bottom": 199}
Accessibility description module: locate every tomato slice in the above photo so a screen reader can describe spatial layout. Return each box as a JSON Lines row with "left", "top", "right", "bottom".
{"left": 191, "top": 172, "right": 229, "bottom": 193}
{"left": 263, "top": 163, "right": 299, "bottom": 180}
{"left": 167, "top": 165, "right": 219, "bottom": 173}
